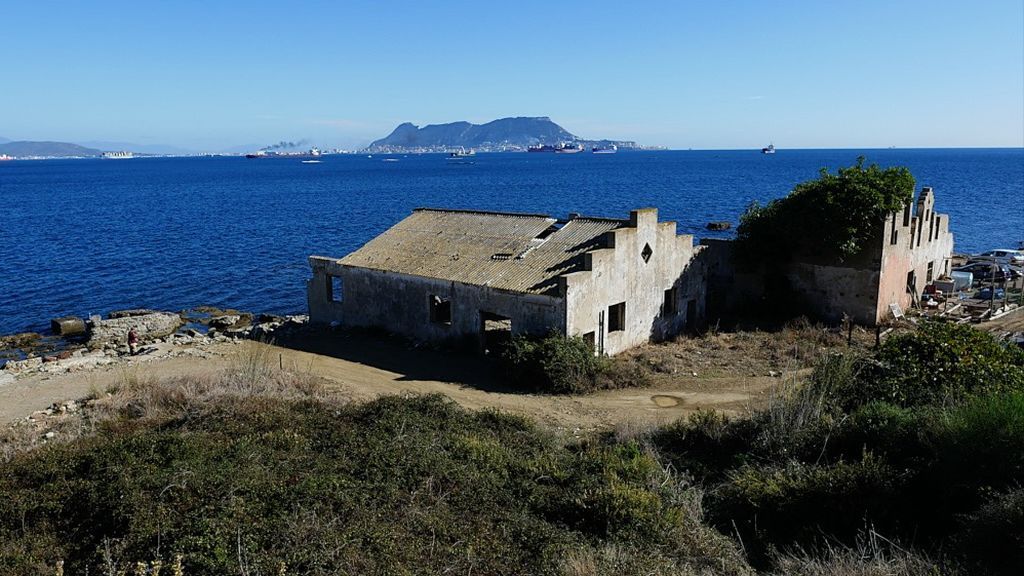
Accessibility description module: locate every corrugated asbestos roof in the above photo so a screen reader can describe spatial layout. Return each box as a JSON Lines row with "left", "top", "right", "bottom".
{"left": 337, "top": 208, "right": 624, "bottom": 295}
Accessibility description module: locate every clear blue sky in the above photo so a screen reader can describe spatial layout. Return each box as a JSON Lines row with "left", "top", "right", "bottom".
{"left": 2, "top": 0, "right": 1022, "bottom": 150}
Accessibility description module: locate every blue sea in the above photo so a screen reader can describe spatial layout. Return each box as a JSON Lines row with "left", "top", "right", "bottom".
{"left": 1, "top": 149, "right": 1022, "bottom": 335}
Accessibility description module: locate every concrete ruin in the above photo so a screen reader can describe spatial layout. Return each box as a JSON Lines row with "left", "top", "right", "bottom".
{"left": 308, "top": 208, "right": 704, "bottom": 355}
{"left": 703, "top": 186, "right": 954, "bottom": 325}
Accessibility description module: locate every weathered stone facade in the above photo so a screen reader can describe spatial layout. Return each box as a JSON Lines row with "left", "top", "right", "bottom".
{"left": 308, "top": 208, "right": 704, "bottom": 355}
{"left": 702, "top": 186, "right": 955, "bottom": 326}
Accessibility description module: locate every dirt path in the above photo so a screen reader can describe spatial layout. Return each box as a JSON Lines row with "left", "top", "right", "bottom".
{"left": 1, "top": 337, "right": 778, "bottom": 431}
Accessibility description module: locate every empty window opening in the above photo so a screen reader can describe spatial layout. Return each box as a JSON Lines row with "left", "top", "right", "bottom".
{"left": 890, "top": 215, "right": 899, "bottom": 245}
{"left": 663, "top": 287, "right": 678, "bottom": 315}
{"left": 326, "top": 275, "right": 343, "bottom": 303}
{"left": 906, "top": 271, "right": 916, "bottom": 294}
{"left": 902, "top": 205, "right": 911, "bottom": 227}
{"left": 926, "top": 261, "right": 934, "bottom": 283}
{"left": 429, "top": 295, "right": 452, "bottom": 325}
{"left": 480, "top": 311, "right": 512, "bottom": 355}
{"left": 641, "top": 243, "right": 653, "bottom": 263}
{"left": 582, "top": 331, "right": 596, "bottom": 349}
{"left": 685, "top": 299, "right": 698, "bottom": 330}
{"left": 608, "top": 302, "right": 626, "bottom": 332}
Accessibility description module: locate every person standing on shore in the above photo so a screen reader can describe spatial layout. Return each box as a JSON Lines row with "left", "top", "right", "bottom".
{"left": 127, "top": 327, "right": 139, "bottom": 355}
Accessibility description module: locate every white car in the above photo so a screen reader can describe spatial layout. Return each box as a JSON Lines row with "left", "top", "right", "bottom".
{"left": 972, "top": 249, "right": 1024, "bottom": 266}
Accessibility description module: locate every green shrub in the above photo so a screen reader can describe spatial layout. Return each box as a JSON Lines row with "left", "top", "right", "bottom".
{"left": 501, "top": 333, "right": 604, "bottom": 393}
{"left": 735, "top": 158, "right": 915, "bottom": 266}
{"left": 0, "top": 393, "right": 749, "bottom": 576}
{"left": 709, "top": 453, "right": 906, "bottom": 564}
{"left": 953, "top": 488, "right": 1024, "bottom": 576}
{"left": 847, "top": 321, "right": 1024, "bottom": 409}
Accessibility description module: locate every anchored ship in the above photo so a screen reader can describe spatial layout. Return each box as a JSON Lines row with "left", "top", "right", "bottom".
{"left": 761, "top": 143, "right": 776, "bottom": 154}
{"left": 592, "top": 144, "right": 617, "bottom": 154}
{"left": 101, "top": 151, "right": 134, "bottom": 159}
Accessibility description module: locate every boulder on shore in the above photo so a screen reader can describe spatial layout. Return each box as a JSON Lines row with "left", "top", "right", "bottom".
{"left": 86, "top": 312, "right": 183, "bottom": 349}
{"left": 705, "top": 221, "right": 732, "bottom": 231}
{"left": 51, "top": 316, "right": 86, "bottom": 337}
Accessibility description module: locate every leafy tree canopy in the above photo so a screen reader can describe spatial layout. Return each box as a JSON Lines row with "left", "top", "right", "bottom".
{"left": 735, "top": 158, "right": 915, "bottom": 266}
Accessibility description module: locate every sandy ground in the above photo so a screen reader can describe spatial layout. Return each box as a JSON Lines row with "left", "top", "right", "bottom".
{"left": 1, "top": 334, "right": 782, "bottom": 431}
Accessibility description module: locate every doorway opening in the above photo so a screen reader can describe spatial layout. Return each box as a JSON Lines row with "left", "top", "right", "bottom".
{"left": 480, "top": 311, "right": 512, "bottom": 355}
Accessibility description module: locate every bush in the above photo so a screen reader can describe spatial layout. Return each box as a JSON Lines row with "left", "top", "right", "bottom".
{"left": 709, "top": 453, "right": 907, "bottom": 564}
{"left": 953, "top": 488, "right": 1024, "bottom": 576}
{"left": 0, "top": 392, "right": 751, "bottom": 576}
{"left": 735, "top": 158, "right": 915, "bottom": 266}
{"left": 847, "top": 321, "right": 1024, "bottom": 409}
{"left": 501, "top": 333, "right": 604, "bottom": 393}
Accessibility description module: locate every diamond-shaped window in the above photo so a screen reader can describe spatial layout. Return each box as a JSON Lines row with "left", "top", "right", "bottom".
{"left": 641, "top": 243, "right": 653, "bottom": 263}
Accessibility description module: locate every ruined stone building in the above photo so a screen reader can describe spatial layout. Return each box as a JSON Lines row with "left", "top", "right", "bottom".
{"left": 308, "top": 207, "right": 704, "bottom": 355}
{"left": 703, "top": 186, "right": 955, "bottom": 325}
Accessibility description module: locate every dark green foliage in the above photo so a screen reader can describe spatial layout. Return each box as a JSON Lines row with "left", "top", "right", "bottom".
{"left": 652, "top": 322, "right": 1024, "bottom": 573}
{"left": 849, "top": 321, "right": 1024, "bottom": 408}
{"left": 501, "top": 333, "right": 604, "bottom": 393}
{"left": 710, "top": 454, "right": 905, "bottom": 561}
{"left": 953, "top": 488, "right": 1024, "bottom": 576}
{"left": 0, "top": 394, "right": 746, "bottom": 576}
{"left": 735, "top": 158, "right": 915, "bottom": 266}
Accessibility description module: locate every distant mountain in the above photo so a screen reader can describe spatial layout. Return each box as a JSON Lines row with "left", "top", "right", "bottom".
{"left": 78, "top": 141, "right": 196, "bottom": 155}
{"left": 0, "top": 136, "right": 10, "bottom": 144}
{"left": 365, "top": 117, "right": 637, "bottom": 152}
{"left": 0, "top": 141, "right": 103, "bottom": 158}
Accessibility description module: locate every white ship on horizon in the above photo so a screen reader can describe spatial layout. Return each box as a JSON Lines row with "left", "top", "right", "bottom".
{"left": 102, "top": 150, "right": 134, "bottom": 159}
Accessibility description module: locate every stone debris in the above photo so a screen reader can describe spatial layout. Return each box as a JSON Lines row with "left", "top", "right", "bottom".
{"left": 2, "top": 309, "right": 308, "bottom": 381}
{"left": 86, "top": 312, "right": 183, "bottom": 349}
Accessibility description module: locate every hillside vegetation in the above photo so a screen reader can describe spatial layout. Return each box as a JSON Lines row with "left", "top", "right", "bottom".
{"left": 2, "top": 323, "right": 1023, "bottom": 575}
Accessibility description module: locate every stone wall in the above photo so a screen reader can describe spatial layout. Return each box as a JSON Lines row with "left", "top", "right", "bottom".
{"left": 699, "top": 187, "right": 955, "bottom": 326}
{"left": 561, "top": 209, "right": 702, "bottom": 355}
{"left": 309, "top": 257, "right": 564, "bottom": 347}
{"left": 86, "top": 312, "right": 182, "bottom": 349}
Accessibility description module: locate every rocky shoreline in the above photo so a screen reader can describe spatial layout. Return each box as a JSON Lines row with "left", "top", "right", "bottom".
{"left": 0, "top": 307, "right": 308, "bottom": 383}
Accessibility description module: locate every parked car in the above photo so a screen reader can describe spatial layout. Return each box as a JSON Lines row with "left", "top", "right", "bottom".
{"left": 953, "top": 262, "right": 1018, "bottom": 282}
{"left": 970, "top": 249, "right": 1024, "bottom": 266}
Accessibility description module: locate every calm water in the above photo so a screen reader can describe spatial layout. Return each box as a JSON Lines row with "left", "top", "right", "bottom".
{"left": 1, "top": 149, "right": 1021, "bottom": 335}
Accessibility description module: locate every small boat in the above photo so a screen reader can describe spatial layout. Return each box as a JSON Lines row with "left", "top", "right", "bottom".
{"left": 382, "top": 158, "right": 399, "bottom": 162}
{"left": 301, "top": 159, "right": 321, "bottom": 164}
{"left": 592, "top": 144, "right": 617, "bottom": 154}
{"left": 761, "top": 143, "right": 776, "bottom": 154}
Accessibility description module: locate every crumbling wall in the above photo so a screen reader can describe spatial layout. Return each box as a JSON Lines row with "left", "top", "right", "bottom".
{"left": 562, "top": 209, "right": 701, "bottom": 355}
{"left": 876, "top": 187, "right": 955, "bottom": 321}
{"left": 309, "top": 256, "right": 563, "bottom": 345}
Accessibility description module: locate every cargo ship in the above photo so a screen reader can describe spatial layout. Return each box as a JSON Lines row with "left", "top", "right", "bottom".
{"left": 101, "top": 151, "right": 134, "bottom": 159}
{"left": 554, "top": 143, "right": 584, "bottom": 154}
{"left": 528, "top": 142, "right": 585, "bottom": 153}
{"left": 592, "top": 144, "right": 617, "bottom": 154}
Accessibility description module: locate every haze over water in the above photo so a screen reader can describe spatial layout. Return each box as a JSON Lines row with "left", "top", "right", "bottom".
{"left": 2, "top": 148, "right": 1021, "bottom": 335}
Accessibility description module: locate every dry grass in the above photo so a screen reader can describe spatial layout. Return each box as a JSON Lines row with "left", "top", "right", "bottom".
{"left": 771, "top": 532, "right": 947, "bottom": 576}
{"left": 0, "top": 341, "right": 334, "bottom": 461}
{"left": 614, "top": 320, "right": 873, "bottom": 383}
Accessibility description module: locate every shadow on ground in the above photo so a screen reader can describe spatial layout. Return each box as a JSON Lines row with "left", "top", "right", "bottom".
{"left": 271, "top": 328, "right": 526, "bottom": 393}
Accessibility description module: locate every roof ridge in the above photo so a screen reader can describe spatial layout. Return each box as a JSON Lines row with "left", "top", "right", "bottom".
{"left": 413, "top": 207, "right": 554, "bottom": 219}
